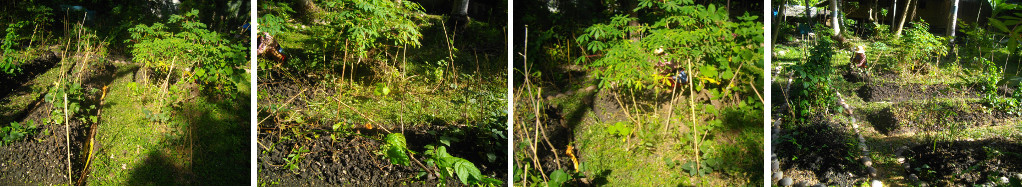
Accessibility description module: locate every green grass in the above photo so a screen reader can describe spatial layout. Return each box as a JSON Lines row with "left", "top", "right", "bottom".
{"left": 264, "top": 17, "right": 507, "bottom": 130}
{"left": 0, "top": 56, "right": 61, "bottom": 125}
{"left": 775, "top": 39, "right": 1022, "bottom": 186}
{"left": 88, "top": 64, "right": 249, "bottom": 185}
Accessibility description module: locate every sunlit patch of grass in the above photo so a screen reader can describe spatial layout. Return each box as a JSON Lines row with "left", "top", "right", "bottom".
{"left": 88, "top": 64, "right": 249, "bottom": 185}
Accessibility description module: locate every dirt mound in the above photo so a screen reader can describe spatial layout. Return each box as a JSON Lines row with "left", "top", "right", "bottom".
{"left": 842, "top": 69, "right": 871, "bottom": 83}
{"left": 904, "top": 138, "right": 1022, "bottom": 186}
{"left": 856, "top": 83, "right": 978, "bottom": 102}
{"left": 257, "top": 123, "right": 505, "bottom": 186}
{"left": 0, "top": 51, "right": 59, "bottom": 100}
{"left": 776, "top": 118, "right": 864, "bottom": 186}
{"left": 865, "top": 102, "right": 1013, "bottom": 135}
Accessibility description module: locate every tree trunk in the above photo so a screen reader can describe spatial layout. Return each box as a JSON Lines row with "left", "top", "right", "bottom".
{"left": 451, "top": 0, "right": 471, "bottom": 28}
{"left": 831, "top": 0, "right": 841, "bottom": 36}
{"left": 894, "top": 0, "right": 912, "bottom": 37}
{"left": 453, "top": 0, "right": 470, "bottom": 16}
{"left": 948, "top": 0, "right": 960, "bottom": 42}
{"left": 772, "top": 0, "right": 786, "bottom": 43}
{"left": 626, "top": 0, "right": 640, "bottom": 41}
{"left": 892, "top": 0, "right": 898, "bottom": 26}
{"left": 908, "top": 0, "right": 918, "bottom": 23}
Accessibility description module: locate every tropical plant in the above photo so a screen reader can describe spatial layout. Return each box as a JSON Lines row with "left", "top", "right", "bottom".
{"left": 127, "top": 9, "right": 248, "bottom": 96}
{"left": 1, "top": 120, "right": 39, "bottom": 145}
{"left": 898, "top": 21, "right": 949, "bottom": 72}
{"left": 424, "top": 145, "right": 502, "bottom": 186}
{"left": 790, "top": 25, "right": 836, "bottom": 120}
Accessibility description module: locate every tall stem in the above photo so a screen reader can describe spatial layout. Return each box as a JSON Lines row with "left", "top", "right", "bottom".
{"left": 688, "top": 59, "right": 699, "bottom": 183}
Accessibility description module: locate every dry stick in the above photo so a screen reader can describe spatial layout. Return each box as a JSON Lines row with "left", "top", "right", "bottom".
{"left": 64, "top": 93, "right": 70, "bottom": 185}
{"left": 721, "top": 61, "right": 746, "bottom": 101}
{"left": 334, "top": 97, "right": 392, "bottom": 134}
{"left": 662, "top": 81, "right": 679, "bottom": 133}
{"left": 258, "top": 87, "right": 309, "bottom": 125}
{"left": 748, "top": 80, "right": 764, "bottom": 103}
{"left": 538, "top": 122, "right": 562, "bottom": 171}
{"left": 629, "top": 89, "right": 640, "bottom": 142}
{"left": 520, "top": 26, "right": 549, "bottom": 183}
{"left": 612, "top": 92, "right": 639, "bottom": 147}
{"left": 440, "top": 20, "right": 457, "bottom": 88}
{"left": 687, "top": 59, "right": 699, "bottom": 184}
{"left": 530, "top": 87, "right": 546, "bottom": 182}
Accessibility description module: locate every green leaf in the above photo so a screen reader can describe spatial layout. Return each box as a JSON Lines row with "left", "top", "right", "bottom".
{"left": 384, "top": 133, "right": 410, "bottom": 166}
{"left": 548, "top": 169, "right": 570, "bottom": 187}
{"left": 451, "top": 157, "right": 481, "bottom": 185}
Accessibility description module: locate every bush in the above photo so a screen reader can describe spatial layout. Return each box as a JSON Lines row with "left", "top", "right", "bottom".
{"left": 316, "top": 0, "right": 426, "bottom": 57}
{"left": 790, "top": 26, "right": 836, "bottom": 120}
{"left": 127, "top": 10, "right": 248, "bottom": 96}
{"left": 576, "top": 3, "right": 762, "bottom": 93}
{"left": 898, "top": 21, "right": 949, "bottom": 71}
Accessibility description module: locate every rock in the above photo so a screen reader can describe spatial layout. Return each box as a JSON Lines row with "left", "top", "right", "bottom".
{"left": 1001, "top": 176, "right": 1010, "bottom": 184}
{"left": 772, "top": 171, "right": 783, "bottom": 181}
{"left": 866, "top": 167, "right": 877, "bottom": 177}
{"left": 862, "top": 157, "right": 872, "bottom": 167}
{"left": 896, "top": 157, "right": 905, "bottom": 164}
{"left": 919, "top": 182, "right": 928, "bottom": 187}
{"left": 870, "top": 180, "right": 883, "bottom": 187}
{"left": 795, "top": 181, "right": 808, "bottom": 187}
{"left": 813, "top": 184, "right": 826, "bottom": 187}
{"left": 908, "top": 174, "right": 919, "bottom": 182}
{"left": 772, "top": 160, "right": 780, "bottom": 171}
{"left": 779, "top": 177, "right": 794, "bottom": 186}
{"left": 1016, "top": 173, "right": 1022, "bottom": 180}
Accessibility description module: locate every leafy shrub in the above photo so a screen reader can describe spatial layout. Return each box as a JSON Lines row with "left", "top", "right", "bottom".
{"left": 897, "top": 21, "right": 949, "bottom": 71}
{"left": 424, "top": 145, "right": 502, "bottom": 186}
{"left": 576, "top": 2, "right": 761, "bottom": 92}
{"left": 43, "top": 82, "right": 98, "bottom": 125}
{"left": 790, "top": 26, "right": 836, "bottom": 119}
{"left": 1, "top": 22, "right": 25, "bottom": 75}
{"left": 127, "top": 10, "right": 248, "bottom": 96}
{"left": 381, "top": 133, "right": 410, "bottom": 166}
{"left": 317, "top": 0, "right": 425, "bottom": 56}
{"left": 0, "top": 4, "right": 54, "bottom": 76}
{"left": 1, "top": 120, "right": 38, "bottom": 145}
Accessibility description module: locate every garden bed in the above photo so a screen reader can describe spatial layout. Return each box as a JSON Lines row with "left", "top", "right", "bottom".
{"left": 863, "top": 102, "right": 1015, "bottom": 135}
{"left": 775, "top": 117, "right": 865, "bottom": 186}
{"left": 903, "top": 138, "right": 1022, "bottom": 186}
{"left": 256, "top": 81, "right": 507, "bottom": 186}
{"left": 0, "top": 52, "right": 117, "bottom": 185}
{"left": 856, "top": 83, "right": 979, "bottom": 102}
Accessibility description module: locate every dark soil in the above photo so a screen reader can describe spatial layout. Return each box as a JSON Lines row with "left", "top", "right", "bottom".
{"left": 0, "top": 54, "right": 122, "bottom": 185}
{"left": 842, "top": 69, "right": 871, "bottom": 83}
{"left": 0, "top": 102, "right": 75, "bottom": 185}
{"left": 904, "top": 138, "right": 1022, "bottom": 186}
{"left": 856, "top": 83, "right": 979, "bottom": 102}
{"left": 257, "top": 81, "right": 507, "bottom": 186}
{"left": 0, "top": 50, "right": 59, "bottom": 101}
{"left": 776, "top": 117, "right": 865, "bottom": 186}
{"left": 257, "top": 124, "right": 505, "bottom": 186}
{"left": 865, "top": 102, "right": 1013, "bottom": 135}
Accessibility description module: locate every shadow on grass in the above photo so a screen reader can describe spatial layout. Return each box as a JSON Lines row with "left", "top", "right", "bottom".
{"left": 127, "top": 88, "right": 250, "bottom": 185}
{"left": 719, "top": 104, "right": 765, "bottom": 185}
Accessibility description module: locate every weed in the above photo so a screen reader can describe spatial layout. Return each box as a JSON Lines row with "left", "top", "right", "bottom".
{"left": 381, "top": 133, "right": 411, "bottom": 166}
{"left": 1, "top": 120, "right": 39, "bottom": 145}
{"left": 284, "top": 146, "right": 309, "bottom": 173}
{"left": 424, "top": 145, "right": 502, "bottom": 186}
